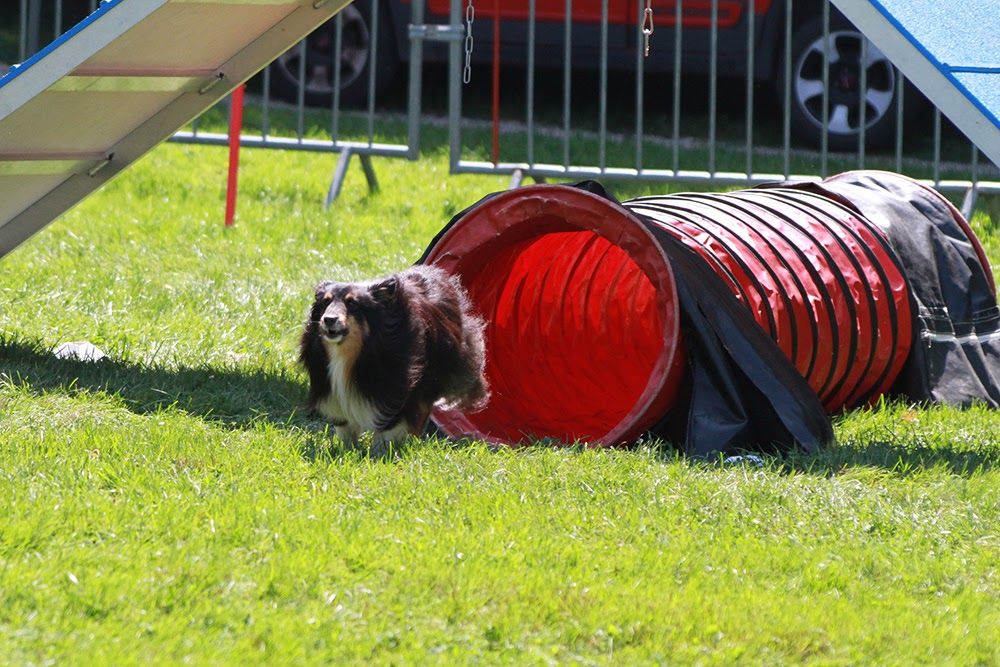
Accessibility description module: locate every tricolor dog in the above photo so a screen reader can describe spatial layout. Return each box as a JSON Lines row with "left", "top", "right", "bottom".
{"left": 299, "top": 265, "right": 489, "bottom": 451}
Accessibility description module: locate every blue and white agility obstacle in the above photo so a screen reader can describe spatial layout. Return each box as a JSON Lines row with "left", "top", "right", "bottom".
{"left": 0, "top": 0, "right": 351, "bottom": 260}
{"left": 830, "top": 0, "right": 1000, "bottom": 168}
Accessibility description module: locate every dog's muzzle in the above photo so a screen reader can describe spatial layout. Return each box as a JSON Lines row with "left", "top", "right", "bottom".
{"left": 320, "top": 316, "right": 348, "bottom": 342}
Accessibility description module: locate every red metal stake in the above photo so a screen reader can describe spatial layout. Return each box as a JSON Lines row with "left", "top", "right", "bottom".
{"left": 224, "top": 84, "right": 246, "bottom": 227}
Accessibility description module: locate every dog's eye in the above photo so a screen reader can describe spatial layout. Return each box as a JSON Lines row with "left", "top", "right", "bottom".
{"left": 345, "top": 299, "right": 360, "bottom": 313}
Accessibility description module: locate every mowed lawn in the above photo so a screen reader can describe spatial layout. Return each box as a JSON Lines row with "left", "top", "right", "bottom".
{"left": 1, "top": 140, "right": 999, "bottom": 664}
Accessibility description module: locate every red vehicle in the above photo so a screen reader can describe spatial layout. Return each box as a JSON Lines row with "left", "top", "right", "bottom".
{"left": 269, "top": 0, "right": 909, "bottom": 150}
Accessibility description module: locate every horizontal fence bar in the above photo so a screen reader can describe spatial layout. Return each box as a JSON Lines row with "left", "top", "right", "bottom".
{"left": 170, "top": 132, "right": 410, "bottom": 157}
{"left": 455, "top": 160, "right": 1000, "bottom": 194}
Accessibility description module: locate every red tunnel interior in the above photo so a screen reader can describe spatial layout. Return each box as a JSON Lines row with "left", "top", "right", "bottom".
{"left": 423, "top": 187, "right": 685, "bottom": 445}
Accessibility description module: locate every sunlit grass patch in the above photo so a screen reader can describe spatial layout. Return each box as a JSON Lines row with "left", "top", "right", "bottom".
{"left": 1, "top": 141, "right": 998, "bottom": 664}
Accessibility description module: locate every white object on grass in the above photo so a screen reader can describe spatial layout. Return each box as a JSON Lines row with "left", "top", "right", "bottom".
{"left": 53, "top": 341, "right": 106, "bottom": 362}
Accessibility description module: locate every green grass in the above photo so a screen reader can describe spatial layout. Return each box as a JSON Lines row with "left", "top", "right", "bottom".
{"left": 2, "top": 138, "right": 999, "bottom": 664}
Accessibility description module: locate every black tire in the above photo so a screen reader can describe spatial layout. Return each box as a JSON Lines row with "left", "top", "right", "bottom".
{"left": 778, "top": 16, "right": 911, "bottom": 151}
{"left": 267, "top": 0, "right": 398, "bottom": 108}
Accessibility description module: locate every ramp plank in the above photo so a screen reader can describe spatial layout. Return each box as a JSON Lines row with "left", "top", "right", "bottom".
{"left": 0, "top": 0, "right": 350, "bottom": 259}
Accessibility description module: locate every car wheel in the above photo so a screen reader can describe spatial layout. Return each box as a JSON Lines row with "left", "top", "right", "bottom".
{"left": 780, "top": 17, "right": 904, "bottom": 151}
{"left": 268, "top": 1, "right": 397, "bottom": 108}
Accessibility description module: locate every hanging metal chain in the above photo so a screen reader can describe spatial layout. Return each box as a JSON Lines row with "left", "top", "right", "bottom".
{"left": 463, "top": 0, "right": 475, "bottom": 83}
{"left": 642, "top": 0, "right": 654, "bottom": 57}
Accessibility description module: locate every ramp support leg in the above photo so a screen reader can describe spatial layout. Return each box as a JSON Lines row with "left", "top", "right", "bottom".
{"left": 326, "top": 149, "right": 380, "bottom": 208}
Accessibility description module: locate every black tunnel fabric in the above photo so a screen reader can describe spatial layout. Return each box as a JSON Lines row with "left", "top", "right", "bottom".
{"left": 639, "top": 215, "right": 835, "bottom": 456}
{"left": 572, "top": 181, "right": 834, "bottom": 456}
{"left": 762, "top": 171, "right": 1000, "bottom": 408}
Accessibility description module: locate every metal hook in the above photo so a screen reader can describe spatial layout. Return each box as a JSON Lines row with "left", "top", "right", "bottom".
{"left": 642, "top": 2, "right": 654, "bottom": 57}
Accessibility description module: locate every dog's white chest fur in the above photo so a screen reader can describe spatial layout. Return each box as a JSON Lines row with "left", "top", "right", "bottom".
{"left": 316, "top": 344, "right": 378, "bottom": 435}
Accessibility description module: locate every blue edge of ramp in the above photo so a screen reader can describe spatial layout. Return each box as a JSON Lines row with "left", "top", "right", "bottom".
{"left": 0, "top": 0, "right": 124, "bottom": 91}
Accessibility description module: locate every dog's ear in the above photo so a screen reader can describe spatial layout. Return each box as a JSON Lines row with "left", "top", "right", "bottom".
{"left": 314, "top": 280, "right": 335, "bottom": 299}
{"left": 370, "top": 276, "right": 399, "bottom": 304}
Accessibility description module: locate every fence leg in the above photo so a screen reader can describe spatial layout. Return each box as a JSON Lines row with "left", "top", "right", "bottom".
{"left": 326, "top": 149, "right": 380, "bottom": 208}
{"left": 961, "top": 185, "right": 979, "bottom": 219}
{"left": 326, "top": 148, "right": 354, "bottom": 207}
{"left": 509, "top": 169, "right": 547, "bottom": 189}
{"left": 358, "top": 153, "right": 380, "bottom": 195}
{"left": 509, "top": 168, "right": 525, "bottom": 189}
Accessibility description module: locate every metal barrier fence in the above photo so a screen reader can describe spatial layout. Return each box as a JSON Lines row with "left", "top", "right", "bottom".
{"left": 8, "top": 0, "right": 1000, "bottom": 213}
{"left": 171, "top": 0, "right": 428, "bottom": 204}
{"left": 445, "top": 0, "right": 1000, "bottom": 215}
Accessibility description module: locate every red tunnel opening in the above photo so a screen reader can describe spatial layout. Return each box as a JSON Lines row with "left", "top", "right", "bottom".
{"left": 423, "top": 187, "right": 685, "bottom": 445}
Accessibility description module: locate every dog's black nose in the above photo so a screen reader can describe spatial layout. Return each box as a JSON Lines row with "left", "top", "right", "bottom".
{"left": 322, "top": 316, "right": 348, "bottom": 337}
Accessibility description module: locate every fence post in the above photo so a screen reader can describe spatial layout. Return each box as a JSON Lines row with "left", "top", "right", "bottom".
{"left": 449, "top": 0, "right": 463, "bottom": 173}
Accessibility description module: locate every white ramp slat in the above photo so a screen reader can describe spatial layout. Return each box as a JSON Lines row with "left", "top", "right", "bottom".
{"left": 0, "top": 0, "right": 352, "bottom": 259}
{"left": 830, "top": 0, "right": 1000, "bottom": 169}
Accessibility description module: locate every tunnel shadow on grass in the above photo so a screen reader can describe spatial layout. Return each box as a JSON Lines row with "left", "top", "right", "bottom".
{"left": 782, "top": 438, "right": 998, "bottom": 477}
{"left": 0, "top": 338, "right": 318, "bottom": 432}
{"left": 688, "top": 436, "right": 1000, "bottom": 478}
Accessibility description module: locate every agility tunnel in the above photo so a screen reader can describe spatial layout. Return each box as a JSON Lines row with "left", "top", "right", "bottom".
{"left": 421, "top": 171, "right": 999, "bottom": 450}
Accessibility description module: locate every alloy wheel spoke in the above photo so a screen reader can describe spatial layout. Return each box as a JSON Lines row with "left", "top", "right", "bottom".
{"left": 796, "top": 78, "right": 826, "bottom": 105}
{"left": 866, "top": 88, "right": 894, "bottom": 116}
{"left": 828, "top": 104, "right": 852, "bottom": 133}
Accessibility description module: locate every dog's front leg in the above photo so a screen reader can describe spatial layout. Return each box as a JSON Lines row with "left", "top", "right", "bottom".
{"left": 408, "top": 406, "right": 432, "bottom": 438}
{"left": 371, "top": 422, "right": 410, "bottom": 459}
{"left": 334, "top": 423, "right": 360, "bottom": 447}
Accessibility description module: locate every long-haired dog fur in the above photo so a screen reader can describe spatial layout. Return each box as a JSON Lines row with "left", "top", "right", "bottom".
{"left": 299, "top": 264, "right": 489, "bottom": 451}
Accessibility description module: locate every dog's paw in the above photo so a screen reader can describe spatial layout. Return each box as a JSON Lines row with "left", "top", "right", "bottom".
{"left": 334, "top": 424, "right": 360, "bottom": 447}
{"left": 370, "top": 424, "right": 413, "bottom": 460}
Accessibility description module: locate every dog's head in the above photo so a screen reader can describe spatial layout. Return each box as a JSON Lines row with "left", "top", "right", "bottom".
{"left": 308, "top": 276, "right": 400, "bottom": 348}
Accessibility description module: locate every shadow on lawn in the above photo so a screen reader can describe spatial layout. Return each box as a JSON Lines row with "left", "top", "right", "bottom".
{"left": 0, "top": 339, "right": 316, "bottom": 431}
{"left": 0, "top": 339, "right": 447, "bottom": 461}
{"left": 3, "top": 341, "right": 994, "bottom": 473}
{"left": 714, "top": 438, "right": 999, "bottom": 478}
